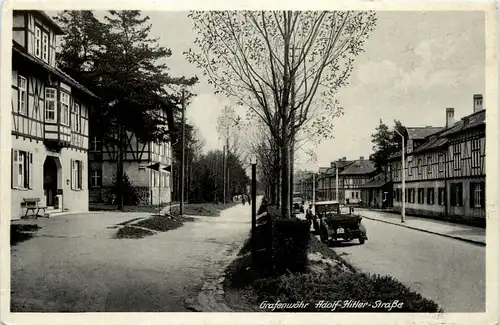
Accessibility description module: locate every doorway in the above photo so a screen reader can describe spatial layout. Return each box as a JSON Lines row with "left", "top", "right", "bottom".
{"left": 43, "top": 156, "right": 59, "bottom": 207}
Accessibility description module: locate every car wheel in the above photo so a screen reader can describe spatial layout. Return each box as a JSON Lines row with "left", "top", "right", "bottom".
{"left": 359, "top": 237, "right": 365, "bottom": 245}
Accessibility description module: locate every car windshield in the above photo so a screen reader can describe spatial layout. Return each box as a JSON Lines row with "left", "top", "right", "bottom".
{"left": 315, "top": 204, "right": 336, "bottom": 214}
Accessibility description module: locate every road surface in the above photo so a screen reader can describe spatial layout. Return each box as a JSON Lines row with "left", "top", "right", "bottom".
{"left": 329, "top": 218, "right": 485, "bottom": 312}
{"left": 11, "top": 203, "right": 253, "bottom": 312}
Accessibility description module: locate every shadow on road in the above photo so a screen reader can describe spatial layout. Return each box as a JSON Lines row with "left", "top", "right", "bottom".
{"left": 327, "top": 241, "right": 363, "bottom": 248}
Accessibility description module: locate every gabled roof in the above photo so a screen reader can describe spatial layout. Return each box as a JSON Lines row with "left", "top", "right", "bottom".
{"left": 34, "top": 11, "right": 65, "bottom": 35}
{"left": 412, "top": 137, "right": 448, "bottom": 154}
{"left": 406, "top": 126, "right": 443, "bottom": 140}
{"left": 339, "top": 159, "right": 376, "bottom": 175}
{"left": 360, "top": 172, "right": 389, "bottom": 188}
{"left": 13, "top": 43, "right": 98, "bottom": 99}
{"left": 440, "top": 110, "right": 485, "bottom": 137}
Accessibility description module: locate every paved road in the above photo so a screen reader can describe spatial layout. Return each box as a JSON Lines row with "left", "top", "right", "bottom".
{"left": 331, "top": 218, "right": 485, "bottom": 312}
{"left": 11, "top": 203, "right": 253, "bottom": 312}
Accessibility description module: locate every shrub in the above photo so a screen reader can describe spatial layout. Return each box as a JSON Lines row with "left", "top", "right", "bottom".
{"left": 112, "top": 173, "right": 140, "bottom": 206}
{"left": 271, "top": 218, "right": 310, "bottom": 274}
{"left": 249, "top": 204, "right": 310, "bottom": 276}
{"left": 253, "top": 269, "right": 442, "bottom": 312}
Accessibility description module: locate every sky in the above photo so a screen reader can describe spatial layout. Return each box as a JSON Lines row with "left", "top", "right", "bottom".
{"left": 72, "top": 10, "right": 485, "bottom": 172}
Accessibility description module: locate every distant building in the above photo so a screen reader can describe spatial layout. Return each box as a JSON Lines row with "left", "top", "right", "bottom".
{"left": 88, "top": 106, "right": 174, "bottom": 205}
{"left": 10, "top": 10, "right": 98, "bottom": 219}
{"left": 388, "top": 94, "right": 486, "bottom": 222}
{"left": 317, "top": 157, "right": 377, "bottom": 204}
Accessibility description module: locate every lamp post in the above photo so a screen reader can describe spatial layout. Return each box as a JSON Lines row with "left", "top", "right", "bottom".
{"left": 250, "top": 155, "right": 257, "bottom": 260}
{"left": 395, "top": 129, "right": 406, "bottom": 223}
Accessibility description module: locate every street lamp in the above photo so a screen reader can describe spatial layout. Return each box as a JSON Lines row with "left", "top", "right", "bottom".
{"left": 250, "top": 155, "right": 257, "bottom": 260}
{"left": 394, "top": 129, "right": 406, "bottom": 223}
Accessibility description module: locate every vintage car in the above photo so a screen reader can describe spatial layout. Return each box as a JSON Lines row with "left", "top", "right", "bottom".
{"left": 292, "top": 193, "right": 304, "bottom": 213}
{"left": 312, "top": 200, "right": 367, "bottom": 245}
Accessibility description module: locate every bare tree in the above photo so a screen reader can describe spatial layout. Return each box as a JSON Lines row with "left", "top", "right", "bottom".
{"left": 187, "top": 11, "right": 377, "bottom": 218}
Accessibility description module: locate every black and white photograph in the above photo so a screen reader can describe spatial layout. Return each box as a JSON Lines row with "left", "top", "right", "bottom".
{"left": 1, "top": 1, "right": 498, "bottom": 325}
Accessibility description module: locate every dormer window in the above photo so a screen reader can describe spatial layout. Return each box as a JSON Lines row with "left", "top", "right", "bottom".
{"left": 34, "top": 26, "right": 41, "bottom": 58}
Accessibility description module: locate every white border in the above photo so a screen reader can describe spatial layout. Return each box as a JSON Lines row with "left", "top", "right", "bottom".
{"left": 1, "top": 1, "right": 498, "bottom": 325}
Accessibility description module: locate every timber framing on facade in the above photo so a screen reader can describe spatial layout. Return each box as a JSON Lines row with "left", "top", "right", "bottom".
{"left": 388, "top": 94, "right": 486, "bottom": 221}
{"left": 11, "top": 10, "right": 98, "bottom": 220}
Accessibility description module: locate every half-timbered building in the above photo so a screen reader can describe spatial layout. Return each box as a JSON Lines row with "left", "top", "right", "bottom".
{"left": 316, "top": 157, "right": 376, "bottom": 204}
{"left": 88, "top": 106, "right": 174, "bottom": 206}
{"left": 389, "top": 94, "right": 486, "bottom": 222}
{"left": 11, "top": 10, "right": 98, "bottom": 219}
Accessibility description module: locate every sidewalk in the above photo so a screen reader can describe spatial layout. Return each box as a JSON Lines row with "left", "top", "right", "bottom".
{"left": 357, "top": 208, "right": 485, "bottom": 246}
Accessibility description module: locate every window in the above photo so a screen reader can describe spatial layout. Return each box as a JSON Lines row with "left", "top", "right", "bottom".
{"left": 393, "top": 190, "right": 397, "bottom": 201}
{"left": 91, "top": 169, "right": 102, "bottom": 188}
{"left": 453, "top": 144, "right": 461, "bottom": 171}
{"left": 90, "top": 137, "right": 101, "bottom": 152}
{"left": 407, "top": 188, "right": 416, "bottom": 203}
{"left": 405, "top": 189, "right": 408, "bottom": 202}
{"left": 11, "top": 149, "right": 32, "bottom": 189}
{"left": 60, "top": 92, "right": 70, "bottom": 125}
{"left": 427, "top": 156, "right": 432, "bottom": 175}
{"left": 470, "top": 182, "right": 485, "bottom": 208}
{"left": 42, "top": 32, "right": 49, "bottom": 62}
{"left": 471, "top": 139, "right": 481, "bottom": 169}
{"left": 450, "top": 183, "right": 463, "bottom": 207}
{"left": 427, "top": 188, "right": 435, "bottom": 205}
{"left": 438, "top": 187, "right": 446, "bottom": 206}
{"left": 351, "top": 192, "right": 354, "bottom": 198}
{"left": 417, "top": 188, "right": 425, "bottom": 204}
{"left": 18, "top": 76, "right": 27, "bottom": 115}
{"left": 34, "top": 26, "right": 41, "bottom": 58}
{"left": 438, "top": 154, "right": 445, "bottom": 172}
{"left": 72, "top": 102, "right": 81, "bottom": 132}
{"left": 418, "top": 159, "right": 422, "bottom": 175}
{"left": 71, "top": 160, "right": 83, "bottom": 190}
{"left": 355, "top": 192, "right": 359, "bottom": 199}
{"left": 408, "top": 160, "right": 412, "bottom": 176}
{"left": 45, "top": 87, "right": 56, "bottom": 122}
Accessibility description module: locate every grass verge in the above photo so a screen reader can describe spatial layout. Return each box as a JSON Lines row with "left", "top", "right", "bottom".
{"left": 11, "top": 224, "right": 41, "bottom": 246}
{"left": 89, "top": 203, "right": 170, "bottom": 213}
{"left": 223, "top": 234, "right": 442, "bottom": 313}
{"left": 115, "top": 215, "right": 196, "bottom": 239}
{"left": 116, "top": 226, "right": 155, "bottom": 239}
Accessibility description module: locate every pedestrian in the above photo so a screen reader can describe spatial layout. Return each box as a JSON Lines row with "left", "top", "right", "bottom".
{"left": 242, "top": 196, "right": 246, "bottom": 205}
{"left": 248, "top": 195, "right": 252, "bottom": 205}
{"left": 305, "top": 204, "right": 314, "bottom": 229}
{"left": 257, "top": 198, "right": 270, "bottom": 225}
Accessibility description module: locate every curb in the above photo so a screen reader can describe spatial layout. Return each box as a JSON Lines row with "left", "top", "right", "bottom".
{"left": 361, "top": 216, "right": 486, "bottom": 247}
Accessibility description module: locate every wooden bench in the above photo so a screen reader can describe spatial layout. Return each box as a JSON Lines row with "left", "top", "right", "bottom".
{"left": 23, "top": 198, "right": 48, "bottom": 218}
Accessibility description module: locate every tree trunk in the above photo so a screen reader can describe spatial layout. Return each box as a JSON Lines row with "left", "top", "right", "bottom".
{"left": 116, "top": 123, "right": 124, "bottom": 210}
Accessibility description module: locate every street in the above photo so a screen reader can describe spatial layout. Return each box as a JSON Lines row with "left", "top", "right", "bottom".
{"left": 11, "top": 203, "right": 252, "bottom": 312}
{"left": 299, "top": 208, "right": 485, "bottom": 313}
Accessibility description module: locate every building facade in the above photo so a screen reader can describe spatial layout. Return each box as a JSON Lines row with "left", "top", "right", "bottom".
{"left": 88, "top": 108, "right": 174, "bottom": 206}
{"left": 11, "top": 10, "right": 97, "bottom": 219}
{"left": 389, "top": 94, "right": 486, "bottom": 222}
{"left": 316, "top": 157, "right": 376, "bottom": 204}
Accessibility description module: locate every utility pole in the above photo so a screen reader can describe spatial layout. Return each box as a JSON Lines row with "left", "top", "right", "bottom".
{"left": 223, "top": 144, "right": 226, "bottom": 205}
{"left": 395, "top": 129, "right": 406, "bottom": 223}
{"left": 180, "top": 89, "right": 186, "bottom": 216}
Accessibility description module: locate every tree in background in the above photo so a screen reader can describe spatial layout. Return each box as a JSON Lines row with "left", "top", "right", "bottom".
{"left": 186, "top": 11, "right": 377, "bottom": 218}
{"left": 370, "top": 119, "right": 405, "bottom": 176}
{"left": 55, "top": 10, "right": 198, "bottom": 209}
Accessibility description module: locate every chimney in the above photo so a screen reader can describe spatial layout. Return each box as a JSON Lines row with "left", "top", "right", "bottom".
{"left": 446, "top": 108, "right": 455, "bottom": 128}
{"left": 359, "top": 156, "right": 364, "bottom": 160}
{"left": 342, "top": 157, "right": 347, "bottom": 161}
{"left": 473, "top": 94, "right": 483, "bottom": 112}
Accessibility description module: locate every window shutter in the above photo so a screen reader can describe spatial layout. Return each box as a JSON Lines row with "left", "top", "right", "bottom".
{"left": 28, "top": 152, "right": 33, "bottom": 189}
{"left": 70, "top": 159, "right": 74, "bottom": 190}
{"left": 24, "top": 152, "right": 29, "bottom": 189}
{"left": 470, "top": 183, "right": 475, "bottom": 208}
{"left": 78, "top": 160, "right": 83, "bottom": 189}
{"left": 11, "top": 149, "right": 15, "bottom": 189}
{"left": 458, "top": 183, "right": 463, "bottom": 206}
{"left": 480, "top": 182, "right": 485, "bottom": 208}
